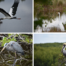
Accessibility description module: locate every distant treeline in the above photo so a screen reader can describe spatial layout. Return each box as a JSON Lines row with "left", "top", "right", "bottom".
{"left": 35, "top": 43, "right": 63, "bottom": 47}
{"left": 34, "top": 43, "right": 64, "bottom": 66}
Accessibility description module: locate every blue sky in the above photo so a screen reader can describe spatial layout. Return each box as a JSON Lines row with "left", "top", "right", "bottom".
{"left": 34, "top": 34, "right": 66, "bottom": 44}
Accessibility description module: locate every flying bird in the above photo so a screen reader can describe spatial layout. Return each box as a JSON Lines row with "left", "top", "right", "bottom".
{"left": 0, "top": 0, "right": 21, "bottom": 22}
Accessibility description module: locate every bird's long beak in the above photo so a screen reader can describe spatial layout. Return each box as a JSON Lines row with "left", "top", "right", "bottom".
{"left": 1, "top": 47, "right": 6, "bottom": 53}
{"left": 17, "top": 18, "right": 21, "bottom": 20}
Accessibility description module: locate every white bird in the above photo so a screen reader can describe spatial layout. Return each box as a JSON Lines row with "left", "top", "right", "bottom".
{"left": 0, "top": 0, "right": 21, "bottom": 21}
{"left": 44, "top": 12, "right": 65, "bottom": 32}
{"left": 57, "top": 12, "right": 65, "bottom": 31}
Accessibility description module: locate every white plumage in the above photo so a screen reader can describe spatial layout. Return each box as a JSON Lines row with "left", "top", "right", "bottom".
{"left": 0, "top": 0, "right": 20, "bottom": 21}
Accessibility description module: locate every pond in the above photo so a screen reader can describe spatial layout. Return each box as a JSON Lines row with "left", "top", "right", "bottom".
{"left": 0, "top": 0, "right": 32, "bottom": 32}
{"left": 34, "top": 13, "right": 66, "bottom": 32}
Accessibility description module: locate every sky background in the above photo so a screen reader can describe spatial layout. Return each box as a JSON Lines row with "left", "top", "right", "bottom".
{"left": 34, "top": 34, "right": 66, "bottom": 44}
{"left": 0, "top": 0, "right": 32, "bottom": 32}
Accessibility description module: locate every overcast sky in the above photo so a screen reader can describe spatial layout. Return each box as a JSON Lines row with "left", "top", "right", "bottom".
{"left": 34, "top": 33, "right": 66, "bottom": 44}
{"left": 0, "top": 0, "right": 32, "bottom": 32}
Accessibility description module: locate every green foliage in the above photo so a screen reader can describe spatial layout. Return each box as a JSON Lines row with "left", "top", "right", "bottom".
{"left": 34, "top": 43, "right": 63, "bottom": 66}
{"left": 34, "top": 19, "right": 43, "bottom": 29}
{"left": 0, "top": 34, "right": 32, "bottom": 47}
{"left": 1, "top": 35, "right": 16, "bottom": 47}
{"left": 25, "top": 38, "right": 30, "bottom": 43}
{"left": 58, "top": 1, "right": 63, "bottom": 6}
{"left": 34, "top": 0, "right": 52, "bottom": 5}
{"left": 22, "top": 34, "right": 32, "bottom": 43}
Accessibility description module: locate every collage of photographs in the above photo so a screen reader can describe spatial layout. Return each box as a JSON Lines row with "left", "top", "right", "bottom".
{"left": 0, "top": 0, "right": 66, "bottom": 66}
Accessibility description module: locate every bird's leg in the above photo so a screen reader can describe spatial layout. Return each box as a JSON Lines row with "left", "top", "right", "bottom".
{"left": 12, "top": 51, "right": 17, "bottom": 66}
{"left": 14, "top": 51, "right": 17, "bottom": 60}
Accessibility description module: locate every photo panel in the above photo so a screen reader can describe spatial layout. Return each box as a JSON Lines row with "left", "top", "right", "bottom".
{"left": 34, "top": 33, "right": 66, "bottom": 66}
{"left": 0, "top": 33, "right": 33, "bottom": 66}
{"left": 34, "top": 0, "right": 66, "bottom": 32}
{"left": 0, "top": 0, "right": 32, "bottom": 32}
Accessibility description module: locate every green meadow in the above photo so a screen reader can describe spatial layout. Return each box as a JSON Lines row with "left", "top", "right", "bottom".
{"left": 34, "top": 43, "right": 65, "bottom": 66}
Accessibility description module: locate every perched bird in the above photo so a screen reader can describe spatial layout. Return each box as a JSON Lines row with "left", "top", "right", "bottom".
{"left": 0, "top": 0, "right": 21, "bottom": 21}
{"left": 1, "top": 41, "right": 24, "bottom": 66}
{"left": 1, "top": 41, "right": 24, "bottom": 56}
{"left": 42, "top": 12, "right": 65, "bottom": 32}
{"left": 61, "top": 43, "right": 66, "bottom": 57}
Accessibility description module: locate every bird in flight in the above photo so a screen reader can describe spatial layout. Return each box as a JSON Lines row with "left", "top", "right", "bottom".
{"left": 0, "top": 0, "right": 21, "bottom": 22}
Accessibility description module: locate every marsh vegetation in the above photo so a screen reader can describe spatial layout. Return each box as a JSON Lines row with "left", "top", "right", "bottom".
{"left": 34, "top": 43, "right": 66, "bottom": 66}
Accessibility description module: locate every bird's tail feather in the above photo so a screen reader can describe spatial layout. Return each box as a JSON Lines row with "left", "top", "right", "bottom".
{"left": 16, "top": 51, "right": 25, "bottom": 55}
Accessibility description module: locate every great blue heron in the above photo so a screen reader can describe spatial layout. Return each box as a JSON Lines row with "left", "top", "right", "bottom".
{"left": 0, "top": 41, "right": 24, "bottom": 66}
{"left": 0, "top": 0, "right": 21, "bottom": 22}
{"left": 1, "top": 41, "right": 24, "bottom": 55}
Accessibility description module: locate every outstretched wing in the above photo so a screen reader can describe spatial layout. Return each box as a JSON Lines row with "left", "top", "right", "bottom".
{"left": 9, "top": 0, "right": 20, "bottom": 17}
{"left": 0, "top": 8, "right": 11, "bottom": 17}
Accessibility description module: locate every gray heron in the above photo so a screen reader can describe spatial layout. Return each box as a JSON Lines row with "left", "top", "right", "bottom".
{"left": 0, "top": 0, "right": 21, "bottom": 22}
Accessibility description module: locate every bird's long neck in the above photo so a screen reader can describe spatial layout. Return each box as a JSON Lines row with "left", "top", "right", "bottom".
{"left": 0, "top": 18, "right": 4, "bottom": 20}
{"left": 0, "top": 17, "right": 11, "bottom": 20}
{"left": 11, "top": 17, "right": 16, "bottom": 19}
{"left": 63, "top": 47, "right": 66, "bottom": 51}
{"left": 58, "top": 13, "right": 60, "bottom": 20}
